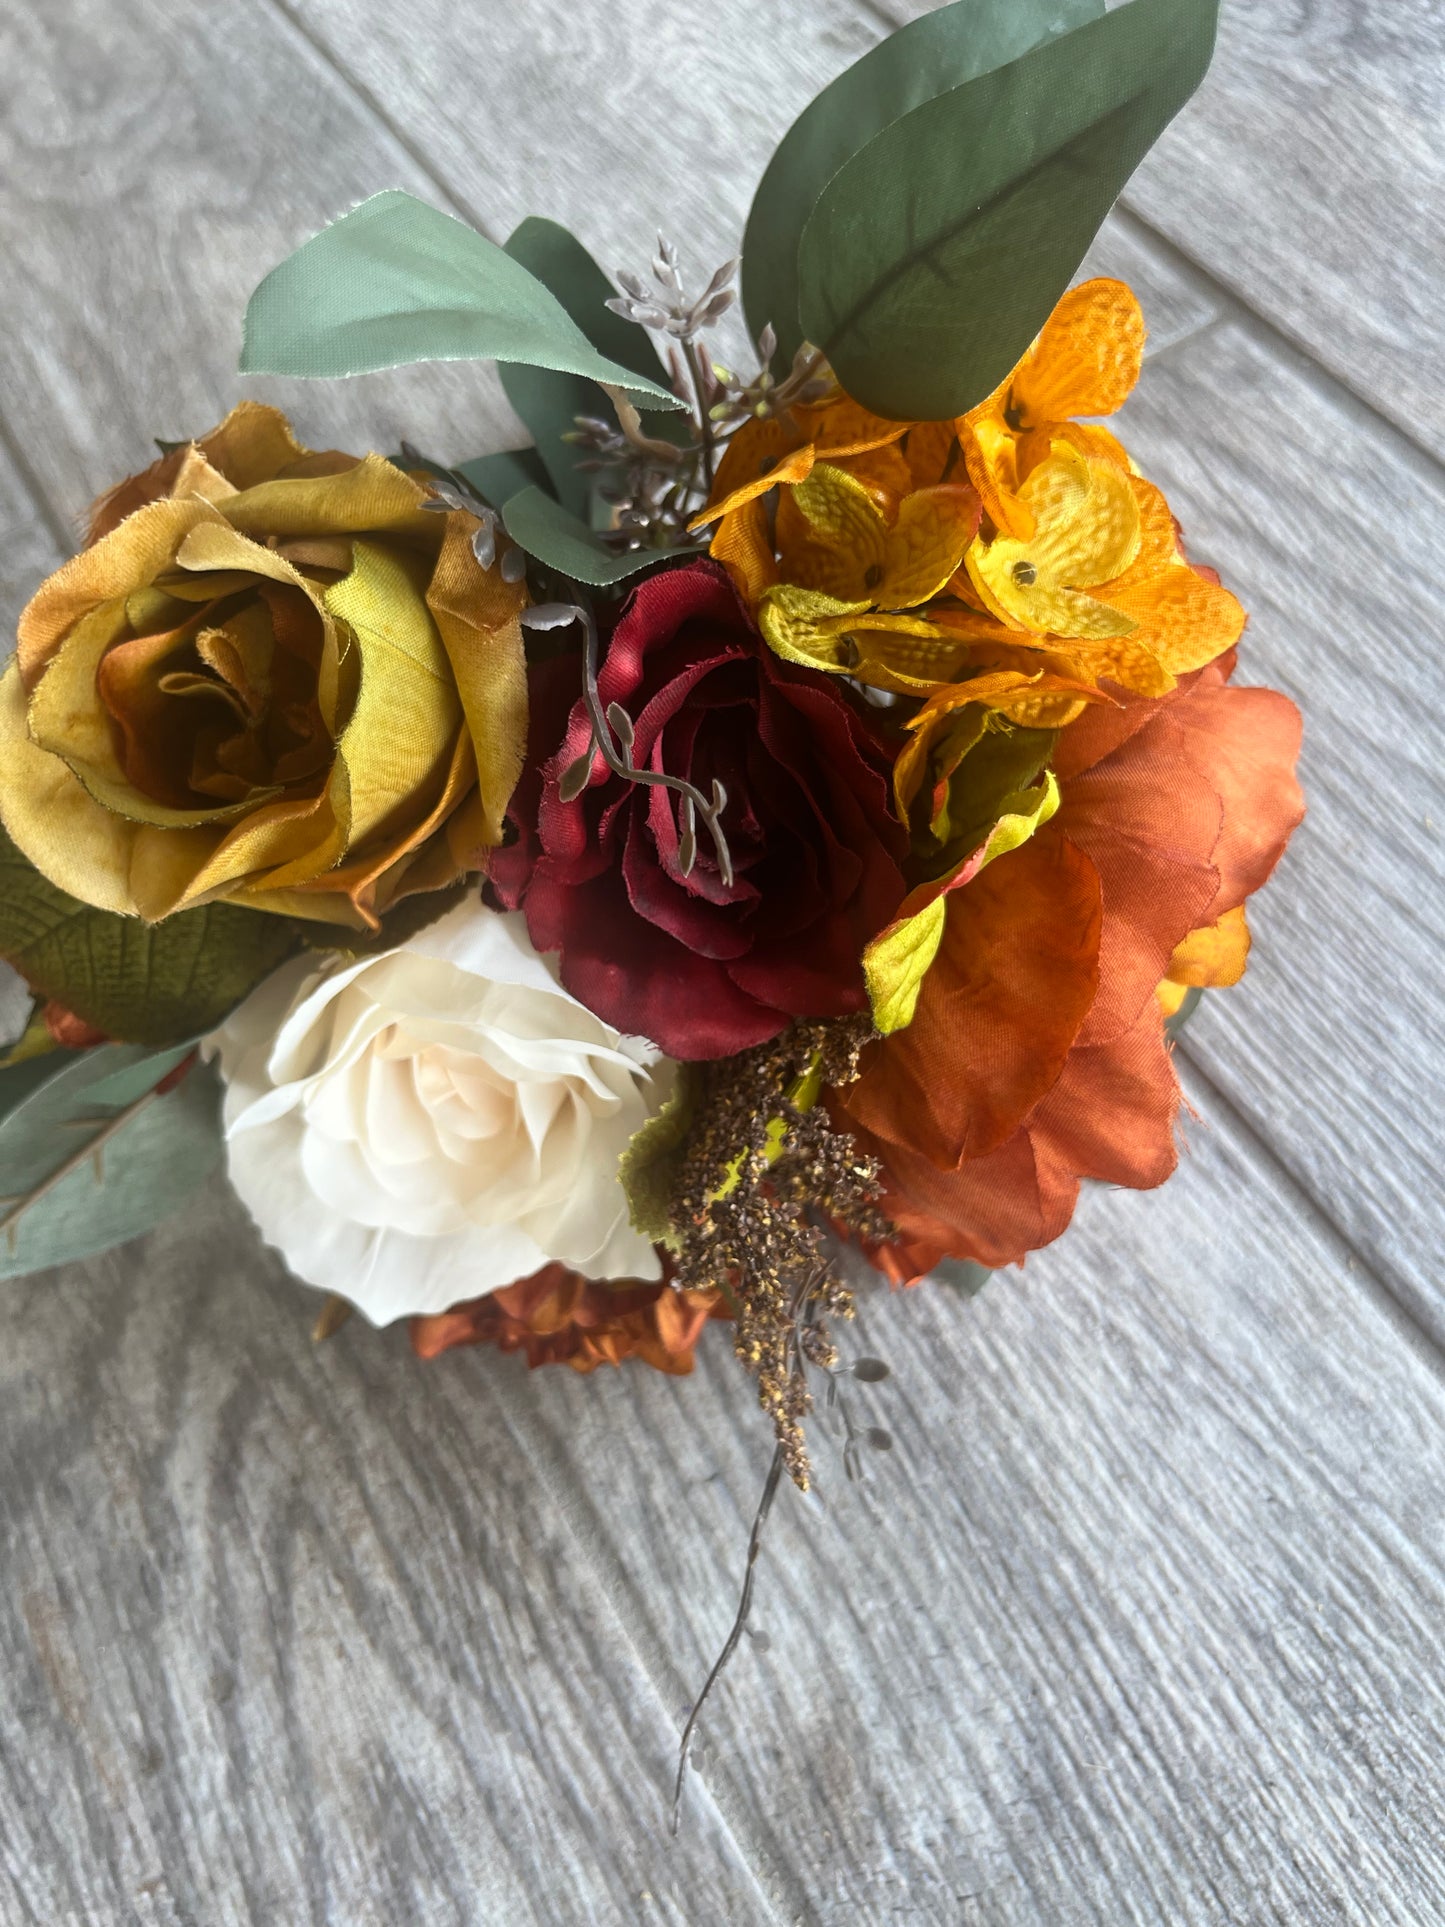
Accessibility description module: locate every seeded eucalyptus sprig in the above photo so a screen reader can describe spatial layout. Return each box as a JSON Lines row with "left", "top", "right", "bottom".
{"left": 565, "top": 241, "right": 831, "bottom": 553}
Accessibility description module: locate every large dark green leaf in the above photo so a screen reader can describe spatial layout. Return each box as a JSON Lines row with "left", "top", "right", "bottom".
{"left": 796, "top": 0, "right": 1219, "bottom": 420}
{"left": 0, "top": 830, "right": 299, "bottom": 1046}
{"left": 501, "top": 488, "right": 679, "bottom": 588}
{"left": 0, "top": 1043, "right": 222, "bottom": 1279}
{"left": 241, "top": 191, "right": 682, "bottom": 409}
{"left": 500, "top": 218, "right": 676, "bottom": 517}
{"left": 742, "top": 0, "right": 1103, "bottom": 365}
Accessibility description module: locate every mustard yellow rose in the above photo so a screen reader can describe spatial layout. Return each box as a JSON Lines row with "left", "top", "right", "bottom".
{"left": 0, "top": 402, "right": 527, "bottom": 929}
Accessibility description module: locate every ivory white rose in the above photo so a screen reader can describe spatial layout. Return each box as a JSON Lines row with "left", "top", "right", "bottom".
{"left": 206, "top": 900, "right": 670, "bottom": 1323}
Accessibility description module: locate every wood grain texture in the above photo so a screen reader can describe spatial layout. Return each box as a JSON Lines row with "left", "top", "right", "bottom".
{"left": 6, "top": 1079, "right": 1445, "bottom": 1923}
{"left": 879, "top": 0, "right": 1445, "bottom": 463}
{"left": 0, "top": 437, "right": 62, "bottom": 647}
{"left": 0, "top": 0, "right": 526, "bottom": 531}
{"left": 0, "top": 1184, "right": 779, "bottom": 1927}
{"left": 1113, "top": 316, "right": 1445, "bottom": 1337}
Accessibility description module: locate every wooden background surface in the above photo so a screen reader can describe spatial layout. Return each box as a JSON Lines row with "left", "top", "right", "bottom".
{"left": 2, "top": 2, "right": 1442, "bottom": 1921}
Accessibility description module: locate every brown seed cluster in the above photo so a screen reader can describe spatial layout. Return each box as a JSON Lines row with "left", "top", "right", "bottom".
{"left": 668, "top": 1015, "right": 888, "bottom": 1487}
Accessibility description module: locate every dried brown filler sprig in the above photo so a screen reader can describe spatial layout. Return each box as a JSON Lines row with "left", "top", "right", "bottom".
{"left": 667, "top": 1013, "right": 887, "bottom": 1490}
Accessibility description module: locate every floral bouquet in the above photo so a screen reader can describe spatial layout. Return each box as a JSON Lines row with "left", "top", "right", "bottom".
{"left": 0, "top": 0, "right": 1301, "bottom": 1810}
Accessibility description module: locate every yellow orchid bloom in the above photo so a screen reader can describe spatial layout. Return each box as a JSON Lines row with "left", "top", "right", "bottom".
{"left": 748, "top": 462, "right": 980, "bottom": 690}
{"left": 966, "top": 439, "right": 1142, "bottom": 639}
{"left": 959, "top": 277, "right": 1146, "bottom": 537}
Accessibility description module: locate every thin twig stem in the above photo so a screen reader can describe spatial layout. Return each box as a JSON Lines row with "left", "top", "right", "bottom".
{"left": 687, "top": 340, "right": 718, "bottom": 491}
{"left": 670, "top": 1443, "right": 785, "bottom": 1836}
{"left": 0, "top": 1078, "right": 169, "bottom": 1252}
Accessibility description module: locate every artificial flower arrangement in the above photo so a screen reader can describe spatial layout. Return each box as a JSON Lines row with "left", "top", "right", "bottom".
{"left": 0, "top": 0, "right": 1302, "bottom": 1811}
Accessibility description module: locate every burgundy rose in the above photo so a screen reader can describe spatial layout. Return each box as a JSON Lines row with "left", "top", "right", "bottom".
{"left": 491, "top": 560, "right": 907, "bottom": 1059}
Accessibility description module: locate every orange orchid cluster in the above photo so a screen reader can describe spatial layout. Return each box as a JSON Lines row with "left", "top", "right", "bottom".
{"left": 689, "top": 278, "right": 1303, "bottom": 1276}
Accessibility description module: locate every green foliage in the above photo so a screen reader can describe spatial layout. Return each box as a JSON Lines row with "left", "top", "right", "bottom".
{"left": 240, "top": 190, "right": 682, "bottom": 408}
{"left": 500, "top": 218, "right": 675, "bottom": 516}
{"left": 1166, "top": 986, "right": 1204, "bottom": 1040}
{"left": 0, "top": 829, "right": 299, "bottom": 1046}
{"left": 932, "top": 1257, "right": 992, "bottom": 1296}
{"left": 455, "top": 447, "right": 551, "bottom": 509}
{"left": 618, "top": 1065, "right": 699, "bottom": 1249}
{"left": 742, "top": 0, "right": 1103, "bottom": 365}
{"left": 501, "top": 487, "right": 677, "bottom": 586}
{"left": 0, "top": 1043, "right": 223, "bottom": 1280}
{"left": 795, "top": 0, "right": 1218, "bottom": 418}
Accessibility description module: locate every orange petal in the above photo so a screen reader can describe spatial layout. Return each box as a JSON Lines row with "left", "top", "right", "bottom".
{"left": 843, "top": 825, "right": 1103, "bottom": 1168}
{"left": 789, "top": 393, "right": 911, "bottom": 457}
{"left": 904, "top": 420, "right": 959, "bottom": 490}
{"left": 881, "top": 485, "right": 981, "bottom": 608}
{"left": 832, "top": 440, "right": 915, "bottom": 511}
{"left": 1102, "top": 563, "right": 1247, "bottom": 675}
{"left": 1010, "top": 278, "right": 1146, "bottom": 426}
{"left": 710, "top": 496, "right": 781, "bottom": 606}
{"left": 706, "top": 415, "right": 802, "bottom": 505}
{"left": 1166, "top": 903, "right": 1251, "bottom": 988}
{"left": 1056, "top": 709, "right": 1224, "bottom": 1048}
{"left": 961, "top": 415, "right": 1036, "bottom": 541}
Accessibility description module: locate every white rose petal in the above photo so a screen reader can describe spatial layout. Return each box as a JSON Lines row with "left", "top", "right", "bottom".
{"left": 205, "top": 900, "right": 673, "bottom": 1324}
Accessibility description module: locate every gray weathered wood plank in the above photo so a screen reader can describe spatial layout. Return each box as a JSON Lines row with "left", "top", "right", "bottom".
{"left": 0, "top": 0, "right": 524, "bottom": 530}
{"left": 0, "top": 1189, "right": 780, "bottom": 1927}
{"left": 0, "top": 438, "right": 62, "bottom": 648}
{"left": 1113, "top": 316, "right": 1445, "bottom": 1338}
{"left": 6, "top": 1076, "right": 1445, "bottom": 1923}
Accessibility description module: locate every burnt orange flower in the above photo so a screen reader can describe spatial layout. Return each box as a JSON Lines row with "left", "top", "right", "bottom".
{"left": 835, "top": 652, "right": 1304, "bottom": 1271}
{"left": 410, "top": 1263, "right": 726, "bottom": 1376}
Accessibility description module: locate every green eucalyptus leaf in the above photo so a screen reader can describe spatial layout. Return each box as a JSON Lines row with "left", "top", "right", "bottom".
{"left": 0, "top": 1051, "right": 65, "bottom": 1127}
{"left": 1165, "top": 985, "right": 1204, "bottom": 1040}
{"left": 456, "top": 446, "right": 551, "bottom": 509}
{"left": 796, "top": 0, "right": 1218, "bottom": 419}
{"left": 932, "top": 1257, "right": 992, "bottom": 1296}
{"left": 501, "top": 488, "right": 677, "bottom": 587}
{"left": 500, "top": 218, "right": 678, "bottom": 517}
{"left": 0, "top": 1044, "right": 222, "bottom": 1280}
{"left": 742, "top": 0, "right": 1103, "bottom": 365}
{"left": 0, "top": 829, "right": 300, "bottom": 1046}
{"left": 240, "top": 190, "right": 683, "bottom": 409}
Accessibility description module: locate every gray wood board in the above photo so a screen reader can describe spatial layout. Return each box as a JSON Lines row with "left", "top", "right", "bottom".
{"left": 0, "top": 0, "right": 526, "bottom": 528}
{"left": 5, "top": 1076, "right": 1445, "bottom": 1924}
{"left": 1115, "top": 317, "right": 1445, "bottom": 1339}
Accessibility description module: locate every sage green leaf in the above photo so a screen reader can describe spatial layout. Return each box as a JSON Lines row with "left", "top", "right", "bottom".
{"left": 742, "top": 0, "right": 1103, "bottom": 364}
{"left": 456, "top": 446, "right": 551, "bottom": 509}
{"left": 501, "top": 218, "right": 677, "bottom": 516}
{"left": 0, "top": 1052, "right": 64, "bottom": 1127}
{"left": 796, "top": 0, "right": 1219, "bottom": 419}
{"left": 1166, "top": 985, "right": 1203, "bottom": 1040}
{"left": 0, "top": 1045, "right": 222, "bottom": 1279}
{"left": 932, "top": 1257, "right": 992, "bottom": 1296}
{"left": 0, "top": 829, "right": 300, "bottom": 1047}
{"left": 501, "top": 488, "right": 676, "bottom": 587}
{"left": 240, "top": 190, "right": 682, "bottom": 409}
